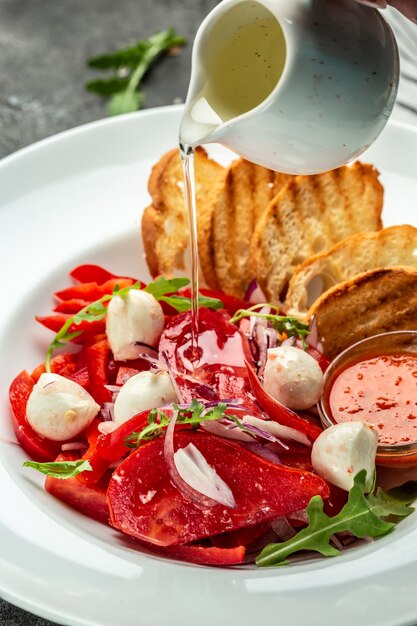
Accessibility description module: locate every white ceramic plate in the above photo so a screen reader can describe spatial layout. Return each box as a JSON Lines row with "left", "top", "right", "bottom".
{"left": 1, "top": 106, "right": 417, "bottom": 626}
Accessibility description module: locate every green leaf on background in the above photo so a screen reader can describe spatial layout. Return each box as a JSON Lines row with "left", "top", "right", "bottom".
{"left": 86, "top": 28, "right": 186, "bottom": 115}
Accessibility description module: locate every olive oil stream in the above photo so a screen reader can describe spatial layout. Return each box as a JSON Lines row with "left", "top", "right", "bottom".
{"left": 179, "top": 1, "right": 286, "bottom": 360}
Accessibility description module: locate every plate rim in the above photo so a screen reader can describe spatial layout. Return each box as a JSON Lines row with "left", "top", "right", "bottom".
{"left": 1, "top": 105, "right": 417, "bottom": 626}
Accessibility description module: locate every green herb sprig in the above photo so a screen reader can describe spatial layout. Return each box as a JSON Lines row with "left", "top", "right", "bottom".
{"left": 45, "top": 277, "right": 223, "bottom": 372}
{"left": 256, "top": 471, "right": 417, "bottom": 567}
{"left": 125, "top": 399, "right": 249, "bottom": 448}
{"left": 230, "top": 304, "right": 310, "bottom": 348}
{"left": 86, "top": 28, "right": 186, "bottom": 115}
{"left": 23, "top": 459, "right": 92, "bottom": 479}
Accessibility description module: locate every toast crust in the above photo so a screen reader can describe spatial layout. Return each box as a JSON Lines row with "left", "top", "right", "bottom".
{"left": 308, "top": 266, "right": 417, "bottom": 359}
{"left": 285, "top": 225, "right": 417, "bottom": 318}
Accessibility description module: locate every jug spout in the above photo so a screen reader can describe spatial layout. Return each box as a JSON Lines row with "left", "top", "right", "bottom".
{"left": 179, "top": 0, "right": 286, "bottom": 148}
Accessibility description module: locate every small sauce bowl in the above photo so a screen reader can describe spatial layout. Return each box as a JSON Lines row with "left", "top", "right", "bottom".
{"left": 318, "top": 331, "right": 417, "bottom": 468}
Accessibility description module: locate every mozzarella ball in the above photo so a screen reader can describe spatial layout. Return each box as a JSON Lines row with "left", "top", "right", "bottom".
{"left": 26, "top": 373, "right": 100, "bottom": 441}
{"left": 106, "top": 289, "right": 164, "bottom": 361}
{"left": 113, "top": 370, "right": 178, "bottom": 425}
{"left": 263, "top": 345, "right": 324, "bottom": 410}
{"left": 311, "top": 422, "right": 378, "bottom": 492}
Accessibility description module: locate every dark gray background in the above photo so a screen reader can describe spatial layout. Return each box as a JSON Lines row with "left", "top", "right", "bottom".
{"left": 0, "top": 0, "right": 217, "bottom": 159}
{"left": 0, "top": 1, "right": 216, "bottom": 624}
{"left": 0, "top": 1, "right": 415, "bottom": 625}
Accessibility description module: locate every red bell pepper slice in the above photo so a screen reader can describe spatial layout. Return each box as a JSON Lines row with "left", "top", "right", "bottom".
{"left": 31, "top": 353, "right": 78, "bottom": 383}
{"left": 149, "top": 542, "right": 246, "bottom": 566}
{"left": 9, "top": 371, "right": 62, "bottom": 462}
{"left": 69, "top": 264, "right": 139, "bottom": 285}
{"left": 107, "top": 430, "right": 329, "bottom": 547}
{"left": 86, "top": 339, "right": 112, "bottom": 405}
{"left": 45, "top": 452, "right": 109, "bottom": 524}
{"left": 306, "top": 346, "right": 331, "bottom": 373}
{"left": 54, "top": 299, "right": 92, "bottom": 314}
{"left": 55, "top": 278, "right": 135, "bottom": 302}
{"left": 36, "top": 314, "right": 107, "bottom": 344}
{"left": 70, "top": 264, "right": 121, "bottom": 284}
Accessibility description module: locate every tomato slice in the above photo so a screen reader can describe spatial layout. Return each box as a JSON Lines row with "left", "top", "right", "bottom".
{"left": 107, "top": 430, "right": 329, "bottom": 547}
{"left": 9, "top": 371, "right": 61, "bottom": 462}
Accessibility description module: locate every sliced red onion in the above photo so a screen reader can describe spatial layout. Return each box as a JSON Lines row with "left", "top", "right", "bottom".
{"left": 243, "top": 441, "right": 282, "bottom": 464}
{"left": 270, "top": 516, "right": 297, "bottom": 541}
{"left": 137, "top": 353, "right": 167, "bottom": 371}
{"left": 244, "top": 279, "right": 268, "bottom": 304}
{"left": 98, "top": 421, "right": 118, "bottom": 435}
{"left": 101, "top": 402, "right": 115, "bottom": 422}
{"left": 288, "top": 508, "right": 308, "bottom": 523}
{"left": 61, "top": 441, "right": 88, "bottom": 452}
{"left": 242, "top": 415, "right": 311, "bottom": 448}
{"left": 160, "top": 351, "right": 184, "bottom": 404}
{"left": 201, "top": 419, "right": 253, "bottom": 442}
{"left": 306, "top": 316, "right": 324, "bottom": 352}
{"left": 330, "top": 534, "right": 345, "bottom": 550}
{"left": 281, "top": 336, "right": 297, "bottom": 348}
{"left": 116, "top": 342, "right": 159, "bottom": 361}
{"left": 163, "top": 409, "right": 225, "bottom": 509}
{"left": 104, "top": 384, "right": 121, "bottom": 394}
{"left": 174, "top": 442, "right": 236, "bottom": 508}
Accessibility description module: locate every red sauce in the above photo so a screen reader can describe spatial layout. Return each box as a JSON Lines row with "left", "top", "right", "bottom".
{"left": 329, "top": 353, "right": 417, "bottom": 446}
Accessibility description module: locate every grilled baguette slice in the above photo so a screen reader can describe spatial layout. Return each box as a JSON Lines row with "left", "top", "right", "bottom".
{"left": 308, "top": 266, "right": 417, "bottom": 359}
{"left": 142, "top": 147, "right": 225, "bottom": 278}
{"left": 285, "top": 225, "right": 417, "bottom": 319}
{"left": 249, "top": 162, "right": 384, "bottom": 304}
{"left": 209, "top": 159, "right": 292, "bottom": 296}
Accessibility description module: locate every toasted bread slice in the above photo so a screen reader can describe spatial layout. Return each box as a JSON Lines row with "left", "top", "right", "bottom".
{"left": 308, "top": 266, "right": 417, "bottom": 359}
{"left": 285, "top": 225, "right": 417, "bottom": 319}
{"left": 209, "top": 159, "right": 292, "bottom": 296}
{"left": 142, "top": 147, "right": 225, "bottom": 278}
{"left": 249, "top": 162, "right": 384, "bottom": 304}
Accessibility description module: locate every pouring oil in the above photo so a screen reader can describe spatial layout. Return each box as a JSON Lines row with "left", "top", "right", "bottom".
{"left": 179, "top": 1, "right": 286, "bottom": 358}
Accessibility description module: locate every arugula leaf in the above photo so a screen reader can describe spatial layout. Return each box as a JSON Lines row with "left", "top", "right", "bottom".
{"left": 144, "top": 276, "right": 190, "bottom": 299}
{"left": 159, "top": 293, "right": 224, "bottom": 313}
{"left": 86, "top": 28, "right": 186, "bottom": 116}
{"left": 368, "top": 481, "right": 417, "bottom": 520}
{"left": 230, "top": 304, "right": 310, "bottom": 348}
{"left": 256, "top": 471, "right": 417, "bottom": 567}
{"left": 23, "top": 459, "right": 92, "bottom": 479}
{"left": 125, "top": 400, "right": 249, "bottom": 448}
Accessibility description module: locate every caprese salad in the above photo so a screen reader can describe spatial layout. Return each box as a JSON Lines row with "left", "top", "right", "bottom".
{"left": 9, "top": 264, "right": 416, "bottom": 566}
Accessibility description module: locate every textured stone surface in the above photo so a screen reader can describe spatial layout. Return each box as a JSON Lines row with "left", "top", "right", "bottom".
{"left": 0, "top": 2, "right": 216, "bottom": 623}
{"left": 0, "top": 0, "right": 217, "bottom": 159}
